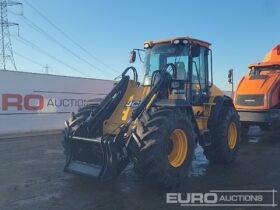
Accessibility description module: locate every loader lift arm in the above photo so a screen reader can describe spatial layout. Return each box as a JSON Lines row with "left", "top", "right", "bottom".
{"left": 64, "top": 65, "right": 174, "bottom": 181}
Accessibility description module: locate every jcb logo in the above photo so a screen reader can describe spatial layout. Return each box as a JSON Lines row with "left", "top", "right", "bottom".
{"left": 125, "top": 100, "right": 141, "bottom": 108}
{"left": 1, "top": 94, "right": 44, "bottom": 111}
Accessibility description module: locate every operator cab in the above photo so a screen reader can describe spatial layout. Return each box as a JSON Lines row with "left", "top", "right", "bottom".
{"left": 249, "top": 65, "right": 280, "bottom": 76}
{"left": 130, "top": 37, "right": 213, "bottom": 105}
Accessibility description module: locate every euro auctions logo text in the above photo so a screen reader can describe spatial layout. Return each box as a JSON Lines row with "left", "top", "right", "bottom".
{"left": 167, "top": 192, "right": 218, "bottom": 205}
{"left": 0, "top": 93, "right": 87, "bottom": 112}
{"left": 166, "top": 190, "right": 277, "bottom": 207}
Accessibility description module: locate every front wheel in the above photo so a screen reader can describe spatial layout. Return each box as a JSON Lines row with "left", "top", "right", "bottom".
{"left": 203, "top": 106, "right": 241, "bottom": 163}
{"left": 134, "top": 107, "right": 195, "bottom": 188}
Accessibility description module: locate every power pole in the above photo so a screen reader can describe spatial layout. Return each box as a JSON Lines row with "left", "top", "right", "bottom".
{"left": 228, "top": 68, "right": 234, "bottom": 98}
{"left": 0, "top": 0, "right": 21, "bottom": 71}
{"left": 43, "top": 64, "right": 49, "bottom": 74}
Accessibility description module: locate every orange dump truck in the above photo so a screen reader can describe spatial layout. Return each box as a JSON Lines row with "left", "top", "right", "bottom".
{"left": 234, "top": 44, "right": 280, "bottom": 131}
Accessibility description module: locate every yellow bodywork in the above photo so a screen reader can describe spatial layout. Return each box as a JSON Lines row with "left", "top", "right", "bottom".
{"left": 103, "top": 79, "right": 226, "bottom": 135}
{"left": 192, "top": 85, "right": 225, "bottom": 131}
{"left": 103, "top": 81, "right": 150, "bottom": 135}
{"left": 209, "top": 84, "right": 225, "bottom": 102}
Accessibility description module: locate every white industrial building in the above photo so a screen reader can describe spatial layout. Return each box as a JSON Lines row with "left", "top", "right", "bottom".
{"left": 0, "top": 70, "right": 114, "bottom": 138}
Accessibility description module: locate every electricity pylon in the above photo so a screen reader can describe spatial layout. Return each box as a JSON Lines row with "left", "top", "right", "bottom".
{"left": 0, "top": 0, "right": 21, "bottom": 71}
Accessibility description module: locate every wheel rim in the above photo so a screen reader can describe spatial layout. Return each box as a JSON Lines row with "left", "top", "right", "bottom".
{"left": 228, "top": 122, "right": 237, "bottom": 149}
{"left": 168, "top": 129, "right": 188, "bottom": 168}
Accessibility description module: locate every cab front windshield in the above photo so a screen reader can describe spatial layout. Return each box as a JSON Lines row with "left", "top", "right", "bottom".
{"left": 142, "top": 43, "right": 189, "bottom": 85}
{"left": 250, "top": 65, "right": 280, "bottom": 75}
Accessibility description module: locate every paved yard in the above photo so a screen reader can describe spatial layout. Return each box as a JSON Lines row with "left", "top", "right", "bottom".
{"left": 0, "top": 127, "right": 279, "bottom": 210}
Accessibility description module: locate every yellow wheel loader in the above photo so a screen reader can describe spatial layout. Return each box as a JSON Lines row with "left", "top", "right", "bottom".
{"left": 63, "top": 36, "right": 241, "bottom": 188}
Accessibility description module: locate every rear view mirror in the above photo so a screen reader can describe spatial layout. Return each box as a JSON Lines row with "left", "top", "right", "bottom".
{"left": 129, "top": 50, "right": 136, "bottom": 63}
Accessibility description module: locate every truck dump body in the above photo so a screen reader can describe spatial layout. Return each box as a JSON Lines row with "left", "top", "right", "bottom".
{"left": 235, "top": 45, "right": 280, "bottom": 126}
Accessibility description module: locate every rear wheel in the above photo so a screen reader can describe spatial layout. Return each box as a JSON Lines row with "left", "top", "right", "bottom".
{"left": 134, "top": 107, "right": 195, "bottom": 188}
{"left": 203, "top": 106, "right": 241, "bottom": 163}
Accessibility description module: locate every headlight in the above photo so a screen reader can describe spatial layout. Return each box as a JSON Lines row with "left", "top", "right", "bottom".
{"left": 144, "top": 43, "right": 150, "bottom": 49}
{"left": 173, "top": 39, "right": 180, "bottom": 44}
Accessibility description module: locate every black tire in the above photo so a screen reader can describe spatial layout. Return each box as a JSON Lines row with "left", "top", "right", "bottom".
{"left": 67, "top": 104, "right": 98, "bottom": 135}
{"left": 62, "top": 104, "right": 98, "bottom": 163}
{"left": 203, "top": 106, "right": 241, "bottom": 163}
{"left": 134, "top": 107, "right": 195, "bottom": 188}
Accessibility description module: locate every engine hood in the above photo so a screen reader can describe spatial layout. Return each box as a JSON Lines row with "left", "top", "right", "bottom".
{"left": 237, "top": 73, "right": 279, "bottom": 95}
{"left": 235, "top": 73, "right": 280, "bottom": 109}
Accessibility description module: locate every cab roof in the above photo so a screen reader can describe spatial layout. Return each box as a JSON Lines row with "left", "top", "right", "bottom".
{"left": 144, "top": 36, "right": 211, "bottom": 48}
{"left": 249, "top": 44, "right": 280, "bottom": 68}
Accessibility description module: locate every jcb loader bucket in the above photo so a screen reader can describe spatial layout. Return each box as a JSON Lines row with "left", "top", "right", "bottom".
{"left": 63, "top": 74, "right": 132, "bottom": 181}
{"left": 64, "top": 132, "right": 129, "bottom": 181}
